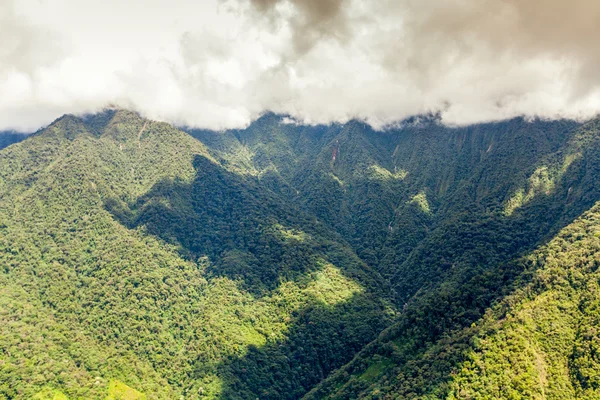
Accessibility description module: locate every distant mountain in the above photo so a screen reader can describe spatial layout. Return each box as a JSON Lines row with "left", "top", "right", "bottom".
{"left": 3, "top": 110, "right": 600, "bottom": 399}
{"left": 0, "top": 130, "right": 28, "bottom": 150}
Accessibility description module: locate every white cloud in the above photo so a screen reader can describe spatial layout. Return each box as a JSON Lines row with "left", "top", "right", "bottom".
{"left": 0, "top": 0, "right": 599, "bottom": 132}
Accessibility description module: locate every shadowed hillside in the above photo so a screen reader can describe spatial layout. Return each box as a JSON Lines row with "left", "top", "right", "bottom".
{"left": 0, "top": 110, "right": 392, "bottom": 399}
{"left": 304, "top": 119, "right": 600, "bottom": 399}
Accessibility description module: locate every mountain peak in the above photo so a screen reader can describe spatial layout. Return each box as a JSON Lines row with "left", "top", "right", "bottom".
{"left": 43, "top": 113, "right": 89, "bottom": 140}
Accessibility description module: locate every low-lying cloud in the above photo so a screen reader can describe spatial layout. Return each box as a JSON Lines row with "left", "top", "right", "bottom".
{"left": 1, "top": 0, "right": 599, "bottom": 132}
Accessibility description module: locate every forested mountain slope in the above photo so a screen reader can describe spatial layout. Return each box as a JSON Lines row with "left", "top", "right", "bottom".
{"left": 304, "top": 119, "right": 600, "bottom": 399}
{"left": 307, "top": 190, "right": 600, "bottom": 399}
{"left": 0, "top": 110, "right": 393, "bottom": 399}
{"left": 3, "top": 109, "right": 600, "bottom": 399}
{"left": 192, "top": 115, "right": 590, "bottom": 303}
{"left": 194, "top": 115, "right": 600, "bottom": 399}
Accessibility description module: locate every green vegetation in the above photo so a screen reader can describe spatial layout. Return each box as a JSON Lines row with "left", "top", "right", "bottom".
{"left": 33, "top": 388, "right": 68, "bottom": 400}
{"left": 106, "top": 380, "right": 146, "bottom": 400}
{"left": 312, "top": 198, "right": 600, "bottom": 399}
{"left": 305, "top": 118, "right": 600, "bottom": 399}
{"left": 3, "top": 109, "right": 600, "bottom": 399}
{"left": 0, "top": 111, "right": 391, "bottom": 399}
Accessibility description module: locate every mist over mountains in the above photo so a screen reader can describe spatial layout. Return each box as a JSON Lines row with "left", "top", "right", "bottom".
{"left": 3, "top": 1, "right": 600, "bottom": 398}
{"left": 2, "top": 0, "right": 600, "bottom": 132}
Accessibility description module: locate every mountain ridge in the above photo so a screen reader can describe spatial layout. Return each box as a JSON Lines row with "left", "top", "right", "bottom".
{"left": 2, "top": 109, "right": 600, "bottom": 399}
{"left": 0, "top": 110, "right": 394, "bottom": 399}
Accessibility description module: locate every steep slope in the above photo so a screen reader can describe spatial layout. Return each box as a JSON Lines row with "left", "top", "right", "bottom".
{"left": 304, "top": 119, "right": 600, "bottom": 399}
{"left": 4, "top": 109, "right": 600, "bottom": 400}
{"left": 0, "top": 110, "right": 393, "bottom": 399}
{"left": 193, "top": 115, "right": 584, "bottom": 301}
{"left": 306, "top": 197, "right": 600, "bottom": 400}
{"left": 445, "top": 203, "right": 600, "bottom": 399}
{"left": 192, "top": 114, "right": 600, "bottom": 399}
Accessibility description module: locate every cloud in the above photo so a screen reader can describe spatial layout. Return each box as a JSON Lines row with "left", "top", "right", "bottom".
{"left": 0, "top": 0, "right": 599, "bottom": 132}
{"left": 243, "top": 0, "right": 351, "bottom": 55}
{"left": 0, "top": 1, "right": 65, "bottom": 73}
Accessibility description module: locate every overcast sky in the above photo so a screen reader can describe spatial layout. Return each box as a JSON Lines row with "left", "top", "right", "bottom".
{"left": 1, "top": 0, "right": 600, "bottom": 131}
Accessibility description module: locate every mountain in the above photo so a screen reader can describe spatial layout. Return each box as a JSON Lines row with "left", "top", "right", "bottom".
{"left": 0, "top": 131, "right": 28, "bottom": 150}
{"left": 303, "top": 118, "right": 600, "bottom": 399}
{"left": 2, "top": 109, "right": 600, "bottom": 399}
{"left": 0, "top": 110, "right": 392, "bottom": 399}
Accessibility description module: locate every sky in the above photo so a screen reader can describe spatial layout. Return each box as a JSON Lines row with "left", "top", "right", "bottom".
{"left": 1, "top": 0, "right": 600, "bottom": 131}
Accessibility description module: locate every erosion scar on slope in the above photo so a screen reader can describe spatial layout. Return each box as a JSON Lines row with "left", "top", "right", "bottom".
{"left": 137, "top": 122, "right": 148, "bottom": 148}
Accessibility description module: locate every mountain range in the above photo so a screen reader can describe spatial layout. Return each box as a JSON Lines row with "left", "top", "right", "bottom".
{"left": 2, "top": 109, "right": 600, "bottom": 399}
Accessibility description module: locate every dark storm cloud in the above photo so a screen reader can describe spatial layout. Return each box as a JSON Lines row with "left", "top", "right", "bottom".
{"left": 246, "top": 0, "right": 352, "bottom": 55}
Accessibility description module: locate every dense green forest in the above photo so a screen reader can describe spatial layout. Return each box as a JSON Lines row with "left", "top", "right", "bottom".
{"left": 2, "top": 109, "right": 600, "bottom": 399}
